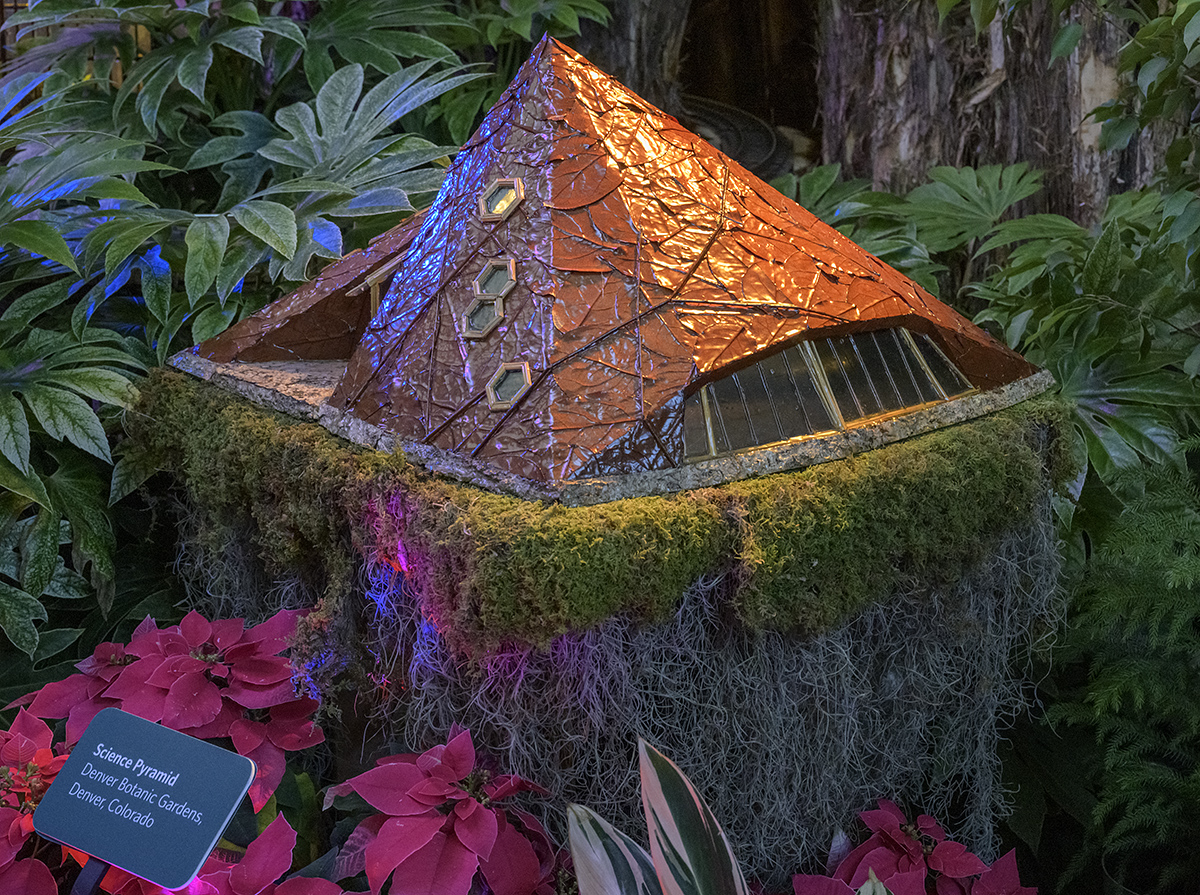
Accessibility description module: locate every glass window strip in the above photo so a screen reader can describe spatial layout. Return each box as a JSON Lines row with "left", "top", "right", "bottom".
{"left": 682, "top": 327, "right": 973, "bottom": 462}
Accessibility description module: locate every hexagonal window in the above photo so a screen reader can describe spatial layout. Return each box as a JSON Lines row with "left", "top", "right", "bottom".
{"left": 473, "top": 258, "right": 516, "bottom": 299}
{"left": 463, "top": 296, "right": 504, "bottom": 339}
{"left": 479, "top": 177, "right": 525, "bottom": 223}
{"left": 486, "top": 362, "right": 532, "bottom": 411}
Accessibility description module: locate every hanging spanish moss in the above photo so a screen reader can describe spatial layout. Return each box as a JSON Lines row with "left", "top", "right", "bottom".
{"left": 362, "top": 498, "right": 1060, "bottom": 887}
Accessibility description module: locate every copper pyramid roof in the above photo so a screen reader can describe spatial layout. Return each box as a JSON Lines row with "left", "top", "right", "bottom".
{"left": 195, "top": 36, "right": 1037, "bottom": 490}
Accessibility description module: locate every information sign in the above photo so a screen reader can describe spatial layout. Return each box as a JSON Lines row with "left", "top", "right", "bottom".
{"left": 33, "top": 708, "right": 256, "bottom": 890}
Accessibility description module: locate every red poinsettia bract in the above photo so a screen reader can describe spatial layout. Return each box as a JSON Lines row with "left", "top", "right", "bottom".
{"left": 791, "top": 800, "right": 1035, "bottom": 895}
{"left": 0, "top": 710, "right": 66, "bottom": 895}
{"left": 328, "top": 728, "right": 561, "bottom": 895}
{"left": 19, "top": 609, "right": 323, "bottom": 811}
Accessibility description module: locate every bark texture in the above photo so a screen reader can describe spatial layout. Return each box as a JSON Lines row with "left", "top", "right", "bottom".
{"left": 574, "top": 0, "right": 693, "bottom": 113}
{"left": 818, "top": 0, "right": 1174, "bottom": 226}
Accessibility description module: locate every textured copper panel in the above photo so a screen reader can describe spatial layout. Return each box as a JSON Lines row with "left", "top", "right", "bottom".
{"left": 195, "top": 212, "right": 426, "bottom": 364}
{"left": 308, "top": 36, "right": 1039, "bottom": 487}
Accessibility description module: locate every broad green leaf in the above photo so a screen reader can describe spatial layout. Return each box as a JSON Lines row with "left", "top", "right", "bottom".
{"left": 0, "top": 279, "right": 72, "bottom": 329}
{"left": 213, "top": 26, "right": 265, "bottom": 63}
{"left": 0, "top": 452, "right": 51, "bottom": 509}
{"left": 569, "top": 804, "right": 664, "bottom": 895}
{"left": 1050, "top": 23, "right": 1084, "bottom": 63}
{"left": 184, "top": 215, "right": 231, "bottom": 303}
{"left": 44, "top": 446, "right": 116, "bottom": 587}
{"left": 0, "top": 579, "right": 47, "bottom": 656}
{"left": 215, "top": 240, "right": 263, "bottom": 301}
{"left": 639, "top": 741, "right": 749, "bottom": 895}
{"left": 970, "top": 0, "right": 998, "bottom": 32}
{"left": 19, "top": 507, "right": 58, "bottom": 598}
{"left": 1137, "top": 56, "right": 1169, "bottom": 97}
{"left": 138, "top": 248, "right": 174, "bottom": 325}
{"left": 1168, "top": 197, "right": 1200, "bottom": 243}
{"left": 44, "top": 559, "right": 91, "bottom": 599}
{"left": 315, "top": 63, "right": 365, "bottom": 141}
{"left": 190, "top": 303, "right": 236, "bottom": 342}
{"left": 232, "top": 200, "right": 298, "bottom": 257}
{"left": 177, "top": 44, "right": 214, "bottom": 101}
{"left": 32, "top": 627, "right": 84, "bottom": 665}
{"left": 0, "top": 392, "right": 31, "bottom": 474}
{"left": 1081, "top": 221, "right": 1121, "bottom": 295}
{"left": 109, "top": 452, "right": 156, "bottom": 505}
{"left": 0, "top": 221, "right": 78, "bottom": 272}
{"left": 937, "top": 0, "right": 964, "bottom": 23}
{"left": 1186, "top": 7, "right": 1200, "bottom": 48}
{"left": 22, "top": 384, "right": 113, "bottom": 462}
{"left": 42, "top": 369, "right": 137, "bottom": 409}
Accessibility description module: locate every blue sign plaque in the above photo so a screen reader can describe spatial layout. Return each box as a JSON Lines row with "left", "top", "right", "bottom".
{"left": 34, "top": 708, "right": 256, "bottom": 890}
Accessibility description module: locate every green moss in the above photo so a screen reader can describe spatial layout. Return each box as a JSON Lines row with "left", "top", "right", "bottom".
{"left": 128, "top": 370, "right": 1069, "bottom": 658}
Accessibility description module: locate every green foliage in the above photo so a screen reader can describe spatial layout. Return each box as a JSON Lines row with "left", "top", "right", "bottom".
{"left": 1048, "top": 447, "right": 1200, "bottom": 892}
{"left": 128, "top": 370, "right": 1065, "bottom": 656}
{"left": 0, "top": 0, "right": 514, "bottom": 660}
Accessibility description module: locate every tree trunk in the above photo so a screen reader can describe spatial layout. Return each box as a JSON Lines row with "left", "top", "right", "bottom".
{"left": 574, "top": 0, "right": 693, "bottom": 113}
{"left": 817, "top": 0, "right": 1174, "bottom": 226}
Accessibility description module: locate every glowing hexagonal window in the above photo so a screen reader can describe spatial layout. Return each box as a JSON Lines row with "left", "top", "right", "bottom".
{"left": 486, "top": 362, "right": 532, "bottom": 411}
{"left": 463, "top": 296, "right": 504, "bottom": 339}
{"left": 479, "top": 177, "right": 525, "bottom": 222}
{"left": 473, "top": 258, "right": 516, "bottom": 299}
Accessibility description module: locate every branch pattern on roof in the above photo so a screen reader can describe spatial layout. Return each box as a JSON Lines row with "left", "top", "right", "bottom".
{"left": 195, "top": 37, "right": 1037, "bottom": 489}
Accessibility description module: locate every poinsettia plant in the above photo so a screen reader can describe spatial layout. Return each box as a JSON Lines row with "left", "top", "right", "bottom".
{"left": 0, "top": 709, "right": 68, "bottom": 895}
{"left": 791, "top": 800, "right": 1035, "bottom": 895}
{"left": 324, "top": 727, "right": 566, "bottom": 895}
{"left": 16, "top": 609, "right": 323, "bottom": 811}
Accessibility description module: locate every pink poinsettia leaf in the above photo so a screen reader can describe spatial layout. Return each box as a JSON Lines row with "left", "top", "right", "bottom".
{"left": 485, "top": 775, "right": 549, "bottom": 801}
{"left": 322, "top": 780, "right": 355, "bottom": 811}
{"left": 66, "top": 698, "right": 118, "bottom": 744}
{"left": 225, "top": 678, "right": 296, "bottom": 710}
{"left": 478, "top": 816, "right": 542, "bottom": 895}
{"left": 243, "top": 610, "right": 302, "bottom": 653}
{"left": 186, "top": 702, "right": 244, "bottom": 741}
{"left": 334, "top": 815, "right": 386, "bottom": 880}
{"left": 0, "top": 808, "right": 22, "bottom": 865}
{"left": 210, "top": 618, "right": 246, "bottom": 651}
{"left": 130, "top": 615, "right": 158, "bottom": 641}
{"left": 179, "top": 612, "right": 213, "bottom": 649}
{"left": 973, "top": 849, "right": 1036, "bottom": 895}
{"left": 883, "top": 867, "right": 930, "bottom": 895}
{"left": 388, "top": 830, "right": 478, "bottom": 895}
{"left": 833, "top": 836, "right": 889, "bottom": 884}
{"left": 102, "top": 657, "right": 161, "bottom": 700}
{"left": 935, "top": 875, "right": 970, "bottom": 895}
{"left": 509, "top": 809, "right": 555, "bottom": 874}
{"left": 415, "top": 743, "right": 445, "bottom": 773}
{"left": 266, "top": 700, "right": 323, "bottom": 751}
{"left": 156, "top": 630, "right": 190, "bottom": 657}
{"left": 231, "top": 814, "right": 296, "bottom": 895}
{"left": 841, "top": 843, "right": 904, "bottom": 889}
{"left": 146, "top": 654, "right": 210, "bottom": 688}
{"left": 246, "top": 741, "right": 288, "bottom": 813}
{"left": 365, "top": 814, "right": 450, "bottom": 894}
{"left": 438, "top": 729, "right": 476, "bottom": 781}
{"left": 274, "top": 878, "right": 345, "bottom": 895}
{"left": 25, "top": 674, "right": 91, "bottom": 719}
{"left": 230, "top": 719, "right": 267, "bottom": 755}
{"left": 452, "top": 800, "right": 498, "bottom": 860}
{"left": 928, "top": 841, "right": 987, "bottom": 879}
{"left": 0, "top": 857, "right": 58, "bottom": 895}
{"left": 111, "top": 683, "right": 169, "bottom": 724}
{"left": 347, "top": 762, "right": 427, "bottom": 815}
{"left": 230, "top": 657, "right": 295, "bottom": 687}
{"left": 408, "top": 776, "right": 462, "bottom": 805}
{"left": 860, "top": 799, "right": 907, "bottom": 834}
{"left": 791, "top": 876, "right": 855, "bottom": 895}
{"left": 163, "top": 672, "right": 223, "bottom": 730}
{"left": 917, "top": 815, "right": 946, "bottom": 842}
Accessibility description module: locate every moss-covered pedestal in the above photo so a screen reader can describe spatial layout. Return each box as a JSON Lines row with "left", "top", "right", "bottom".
{"left": 127, "top": 369, "right": 1069, "bottom": 886}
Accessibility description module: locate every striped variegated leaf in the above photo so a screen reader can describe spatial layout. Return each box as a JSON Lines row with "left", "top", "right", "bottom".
{"left": 638, "top": 740, "right": 750, "bottom": 895}
{"left": 569, "top": 803, "right": 664, "bottom": 895}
